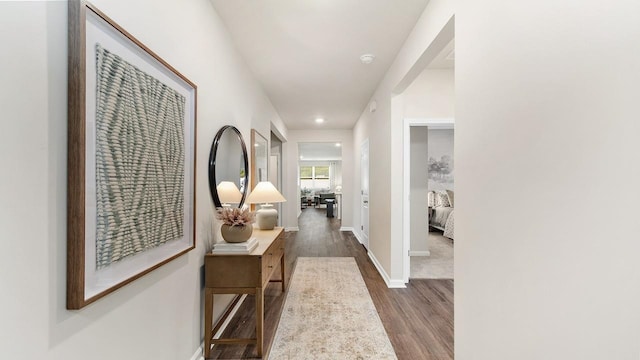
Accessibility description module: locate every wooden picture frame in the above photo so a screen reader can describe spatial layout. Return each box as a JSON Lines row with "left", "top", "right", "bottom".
{"left": 250, "top": 129, "right": 268, "bottom": 210}
{"left": 67, "top": 0, "right": 197, "bottom": 309}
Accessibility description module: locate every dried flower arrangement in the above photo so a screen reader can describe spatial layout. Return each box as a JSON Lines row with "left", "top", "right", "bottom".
{"left": 216, "top": 207, "right": 255, "bottom": 227}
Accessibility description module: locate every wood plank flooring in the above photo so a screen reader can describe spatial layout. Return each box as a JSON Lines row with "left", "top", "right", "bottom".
{"left": 207, "top": 208, "right": 453, "bottom": 360}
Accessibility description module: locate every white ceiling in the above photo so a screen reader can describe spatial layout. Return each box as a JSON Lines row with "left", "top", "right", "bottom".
{"left": 299, "top": 142, "right": 342, "bottom": 161}
{"left": 210, "top": 0, "right": 430, "bottom": 130}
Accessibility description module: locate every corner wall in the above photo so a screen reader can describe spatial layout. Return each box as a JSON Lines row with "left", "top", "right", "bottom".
{"left": 404, "top": 68, "right": 455, "bottom": 118}
{"left": 0, "top": 1, "right": 284, "bottom": 359}
{"left": 456, "top": 0, "right": 640, "bottom": 358}
{"left": 352, "top": 0, "right": 455, "bottom": 284}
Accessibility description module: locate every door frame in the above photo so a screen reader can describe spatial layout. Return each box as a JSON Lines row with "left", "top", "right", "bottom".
{"left": 402, "top": 117, "right": 454, "bottom": 283}
{"left": 360, "top": 138, "right": 370, "bottom": 249}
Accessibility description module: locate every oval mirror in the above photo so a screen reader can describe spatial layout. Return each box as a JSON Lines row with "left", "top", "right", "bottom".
{"left": 208, "top": 125, "right": 249, "bottom": 208}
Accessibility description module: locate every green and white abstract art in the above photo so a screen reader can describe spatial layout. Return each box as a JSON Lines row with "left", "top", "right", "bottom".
{"left": 94, "top": 44, "right": 185, "bottom": 269}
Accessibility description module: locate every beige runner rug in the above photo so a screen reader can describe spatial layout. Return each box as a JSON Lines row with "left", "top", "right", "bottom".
{"left": 269, "top": 257, "right": 397, "bottom": 359}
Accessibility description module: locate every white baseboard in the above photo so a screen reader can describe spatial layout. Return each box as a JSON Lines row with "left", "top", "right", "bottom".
{"left": 190, "top": 345, "right": 204, "bottom": 360}
{"left": 285, "top": 227, "right": 299, "bottom": 232}
{"left": 191, "top": 294, "right": 247, "bottom": 360}
{"left": 367, "top": 251, "right": 406, "bottom": 289}
{"left": 351, "top": 229, "right": 364, "bottom": 244}
{"left": 388, "top": 279, "right": 407, "bottom": 288}
{"left": 409, "top": 250, "right": 431, "bottom": 256}
{"left": 340, "top": 226, "right": 354, "bottom": 232}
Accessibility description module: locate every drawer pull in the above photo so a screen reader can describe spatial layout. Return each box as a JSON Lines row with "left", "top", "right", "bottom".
{"left": 268, "top": 265, "right": 274, "bottom": 268}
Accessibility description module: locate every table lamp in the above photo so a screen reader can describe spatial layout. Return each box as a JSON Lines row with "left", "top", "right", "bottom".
{"left": 246, "top": 181, "right": 286, "bottom": 230}
{"left": 216, "top": 181, "right": 243, "bottom": 207}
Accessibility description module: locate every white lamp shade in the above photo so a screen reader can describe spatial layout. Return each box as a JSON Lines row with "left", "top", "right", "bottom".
{"left": 246, "top": 181, "right": 287, "bottom": 204}
{"left": 216, "top": 181, "right": 243, "bottom": 204}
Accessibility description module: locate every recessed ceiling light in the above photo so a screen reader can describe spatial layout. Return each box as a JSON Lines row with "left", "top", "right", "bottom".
{"left": 360, "top": 54, "right": 376, "bottom": 65}
{"left": 335, "top": 143, "right": 341, "bottom": 147}
{"left": 300, "top": 155, "right": 304, "bottom": 159}
{"left": 315, "top": 118, "right": 325, "bottom": 124}
{"left": 254, "top": 143, "right": 259, "bottom": 147}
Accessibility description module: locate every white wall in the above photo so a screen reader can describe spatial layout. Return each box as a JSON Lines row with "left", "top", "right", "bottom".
{"left": 352, "top": 0, "right": 455, "bottom": 284}
{"left": 0, "top": 1, "right": 284, "bottom": 359}
{"left": 410, "top": 127, "right": 429, "bottom": 253}
{"left": 283, "top": 130, "right": 353, "bottom": 230}
{"left": 404, "top": 69, "right": 455, "bottom": 119}
{"left": 456, "top": 0, "right": 640, "bottom": 358}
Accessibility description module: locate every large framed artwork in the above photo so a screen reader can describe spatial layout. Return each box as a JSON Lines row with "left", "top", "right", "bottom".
{"left": 67, "top": 0, "right": 197, "bottom": 309}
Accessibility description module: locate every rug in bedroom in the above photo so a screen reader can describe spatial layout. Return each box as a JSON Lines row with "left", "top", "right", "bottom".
{"left": 269, "top": 257, "right": 397, "bottom": 360}
{"left": 410, "top": 232, "right": 453, "bottom": 279}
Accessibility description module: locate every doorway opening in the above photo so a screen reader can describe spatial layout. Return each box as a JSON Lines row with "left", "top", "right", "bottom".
{"left": 270, "top": 131, "right": 283, "bottom": 226}
{"left": 401, "top": 37, "right": 455, "bottom": 282}
{"left": 407, "top": 124, "right": 454, "bottom": 280}
{"left": 298, "top": 142, "right": 343, "bottom": 229}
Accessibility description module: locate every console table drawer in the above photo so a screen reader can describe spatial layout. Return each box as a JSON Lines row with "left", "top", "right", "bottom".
{"left": 205, "top": 256, "right": 261, "bottom": 288}
{"left": 262, "top": 234, "right": 284, "bottom": 285}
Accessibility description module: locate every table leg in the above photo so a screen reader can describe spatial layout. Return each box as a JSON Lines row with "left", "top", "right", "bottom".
{"left": 255, "top": 287, "right": 264, "bottom": 357}
{"left": 204, "top": 288, "right": 214, "bottom": 358}
{"left": 280, "top": 255, "right": 286, "bottom": 292}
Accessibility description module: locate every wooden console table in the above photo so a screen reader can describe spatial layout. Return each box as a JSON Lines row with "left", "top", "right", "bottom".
{"left": 203, "top": 227, "right": 285, "bottom": 358}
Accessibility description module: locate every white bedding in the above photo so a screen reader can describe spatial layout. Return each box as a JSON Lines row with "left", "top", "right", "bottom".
{"left": 443, "top": 209, "right": 454, "bottom": 239}
{"left": 430, "top": 206, "right": 454, "bottom": 239}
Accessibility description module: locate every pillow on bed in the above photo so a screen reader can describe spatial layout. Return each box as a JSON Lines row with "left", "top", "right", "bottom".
{"left": 434, "top": 191, "right": 451, "bottom": 207}
{"left": 446, "top": 190, "right": 454, "bottom": 207}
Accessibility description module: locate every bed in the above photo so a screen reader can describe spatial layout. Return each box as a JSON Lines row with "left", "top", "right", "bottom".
{"left": 428, "top": 190, "right": 454, "bottom": 240}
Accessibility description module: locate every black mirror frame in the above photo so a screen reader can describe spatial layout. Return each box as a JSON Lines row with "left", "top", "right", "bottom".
{"left": 208, "top": 125, "right": 249, "bottom": 208}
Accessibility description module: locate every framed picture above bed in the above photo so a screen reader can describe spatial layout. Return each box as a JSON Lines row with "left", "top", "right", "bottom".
{"left": 67, "top": 0, "right": 197, "bottom": 309}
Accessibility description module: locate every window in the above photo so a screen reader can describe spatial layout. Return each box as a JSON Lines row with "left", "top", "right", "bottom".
{"left": 300, "top": 165, "right": 330, "bottom": 191}
{"left": 300, "top": 166, "right": 313, "bottom": 179}
{"left": 314, "top": 166, "right": 329, "bottom": 179}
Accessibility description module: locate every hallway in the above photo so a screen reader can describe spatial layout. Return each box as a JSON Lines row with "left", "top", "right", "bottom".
{"left": 210, "top": 209, "right": 453, "bottom": 359}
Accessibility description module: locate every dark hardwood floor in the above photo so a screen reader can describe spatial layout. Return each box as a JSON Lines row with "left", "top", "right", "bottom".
{"left": 207, "top": 207, "right": 454, "bottom": 360}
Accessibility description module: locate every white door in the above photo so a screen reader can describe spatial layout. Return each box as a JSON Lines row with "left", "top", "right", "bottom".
{"left": 361, "top": 139, "right": 370, "bottom": 249}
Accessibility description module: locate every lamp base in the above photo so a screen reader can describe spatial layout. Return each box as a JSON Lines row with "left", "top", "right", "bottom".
{"left": 256, "top": 204, "right": 278, "bottom": 230}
